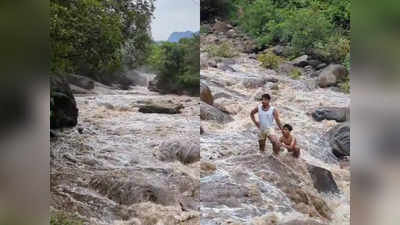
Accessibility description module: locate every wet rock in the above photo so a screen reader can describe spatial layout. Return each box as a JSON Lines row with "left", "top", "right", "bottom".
{"left": 280, "top": 220, "right": 327, "bottom": 225}
{"left": 327, "top": 122, "right": 350, "bottom": 158}
{"left": 218, "top": 64, "right": 236, "bottom": 72}
{"left": 252, "top": 214, "right": 279, "bottom": 225}
{"left": 100, "top": 102, "right": 114, "bottom": 110}
{"left": 312, "top": 107, "right": 350, "bottom": 122}
{"left": 307, "top": 164, "right": 339, "bottom": 194}
{"left": 200, "top": 82, "right": 214, "bottom": 105}
{"left": 307, "top": 59, "right": 322, "bottom": 68}
{"left": 317, "top": 64, "right": 349, "bottom": 88}
{"left": 139, "top": 103, "right": 184, "bottom": 114}
{"left": 50, "top": 74, "right": 79, "bottom": 129}
{"left": 242, "top": 77, "right": 266, "bottom": 89}
{"left": 200, "top": 101, "right": 233, "bottom": 123}
{"left": 156, "top": 139, "right": 200, "bottom": 164}
{"left": 214, "top": 98, "right": 242, "bottom": 115}
{"left": 201, "top": 180, "right": 250, "bottom": 208}
{"left": 89, "top": 169, "right": 177, "bottom": 206}
{"left": 316, "top": 63, "right": 327, "bottom": 70}
{"left": 291, "top": 55, "right": 309, "bottom": 67}
{"left": 66, "top": 74, "right": 95, "bottom": 90}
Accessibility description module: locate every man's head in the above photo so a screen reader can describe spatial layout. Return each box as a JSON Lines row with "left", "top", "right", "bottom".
{"left": 283, "top": 124, "right": 293, "bottom": 136}
{"left": 261, "top": 94, "right": 271, "bottom": 107}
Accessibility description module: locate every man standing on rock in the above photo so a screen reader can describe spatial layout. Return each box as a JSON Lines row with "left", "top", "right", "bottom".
{"left": 250, "top": 94, "right": 283, "bottom": 155}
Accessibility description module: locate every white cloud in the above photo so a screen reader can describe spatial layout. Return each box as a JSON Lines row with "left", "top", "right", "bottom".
{"left": 151, "top": 0, "right": 200, "bottom": 41}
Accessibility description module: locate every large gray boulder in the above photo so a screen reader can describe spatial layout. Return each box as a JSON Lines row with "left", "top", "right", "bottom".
{"left": 66, "top": 74, "right": 95, "bottom": 90}
{"left": 327, "top": 122, "right": 350, "bottom": 158}
{"left": 318, "top": 64, "right": 348, "bottom": 88}
{"left": 50, "top": 75, "right": 79, "bottom": 129}
{"left": 307, "top": 164, "right": 339, "bottom": 194}
{"left": 312, "top": 107, "right": 350, "bottom": 122}
{"left": 200, "top": 101, "right": 233, "bottom": 123}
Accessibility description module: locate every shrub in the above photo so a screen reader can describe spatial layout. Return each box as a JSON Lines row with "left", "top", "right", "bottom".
{"left": 339, "top": 76, "right": 350, "bottom": 93}
{"left": 289, "top": 68, "right": 302, "bottom": 80}
{"left": 50, "top": 213, "right": 83, "bottom": 225}
{"left": 257, "top": 52, "right": 283, "bottom": 69}
{"left": 206, "top": 42, "right": 237, "bottom": 58}
{"left": 324, "top": 33, "right": 351, "bottom": 63}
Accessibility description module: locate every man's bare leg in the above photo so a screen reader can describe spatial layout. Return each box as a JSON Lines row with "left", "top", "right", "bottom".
{"left": 287, "top": 147, "right": 300, "bottom": 158}
{"left": 268, "top": 135, "right": 281, "bottom": 155}
{"left": 258, "top": 139, "right": 266, "bottom": 153}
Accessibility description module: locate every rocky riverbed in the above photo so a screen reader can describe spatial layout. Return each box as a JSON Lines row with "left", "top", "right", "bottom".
{"left": 200, "top": 27, "right": 350, "bottom": 225}
{"left": 50, "top": 84, "right": 201, "bottom": 224}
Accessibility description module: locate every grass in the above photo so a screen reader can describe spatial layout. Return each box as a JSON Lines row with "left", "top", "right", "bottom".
{"left": 205, "top": 42, "right": 237, "bottom": 58}
{"left": 50, "top": 212, "right": 84, "bottom": 225}
{"left": 338, "top": 76, "right": 350, "bottom": 93}
{"left": 289, "top": 68, "right": 302, "bottom": 80}
{"left": 257, "top": 52, "right": 283, "bottom": 70}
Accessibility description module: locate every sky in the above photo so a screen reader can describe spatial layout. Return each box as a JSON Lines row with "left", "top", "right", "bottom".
{"left": 151, "top": 0, "right": 200, "bottom": 41}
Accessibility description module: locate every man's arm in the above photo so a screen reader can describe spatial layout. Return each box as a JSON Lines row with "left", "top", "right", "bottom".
{"left": 273, "top": 108, "right": 283, "bottom": 130}
{"left": 250, "top": 107, "right": 259, "bottom": 128}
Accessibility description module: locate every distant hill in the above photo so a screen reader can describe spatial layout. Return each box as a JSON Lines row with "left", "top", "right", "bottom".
{"left": 168, "top": 31, "right": 197, "bottom": 42}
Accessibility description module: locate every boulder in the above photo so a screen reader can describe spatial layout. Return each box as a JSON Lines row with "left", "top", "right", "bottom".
{"left": 201, "top": 53, "right": 209, "bottom": 69}
{"left": 318, "top": 64, "right": 349, "bottom": 88}
{"left": 312, "top": 107, "right": 350, "bottom": 122}
{"left": 327, "top": 122, "right": 350, "bottom": 158}
{"left": 241, "top": 77, "right": 266, "bottom": 89}
{"left": 291, "top": 55, "right": 309, "bottom": 67}
{"left": 213, "top": 21, "right": 230, "bottom": 33}
{"left": 214, "top": 98, "right": 242, "bottom": 115}
{"left": 200, "top": 101, "right": 233, "bottom": 123}
{"left": 307, "top": 164, "right": 339, "bottom": 194}
{"left": 66, "top": 74, "right": 95, "bottom": 90}
{"left": 278, "top": 63, "right": 296, "bottom": 75}
{"left": 138, "top": 103, "right": 184, "bottom": 114}
{"left": 89, "top": 169, "right": 177, "bottom": 206}
{"left": 200, "top": 126, "right": 204, "bottom": 134}
{"left": 155, "top": 139, "right": 200, "bottom": 164}
{"left": 200, "top": 82, "right": 214, "bottom": 105}
{"left": 280, "top": 220, "right": 327, "bottom": 225}
{"left": 307, "top": 59, "right": 322, "bottom": 68}
{"left": 50, "top": 75, "right": 79, "bottom": 129}
{"left": 218, "top": 64, "right": 236, "bottom": 72}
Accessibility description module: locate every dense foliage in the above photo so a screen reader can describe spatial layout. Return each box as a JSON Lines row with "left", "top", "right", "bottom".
{"left": 200, "top": 0, "right": 232, "bottom": 22}
{"left": 147, "top": 36, "right": 200, "bottom": 95}
{"left": 50, "top": 0, "right": 155, "bottom": 77}
{"left": 230, "top": 0, "right": 350, "bottom": 62}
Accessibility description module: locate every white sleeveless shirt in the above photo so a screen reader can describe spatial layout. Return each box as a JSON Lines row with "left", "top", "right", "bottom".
{"left": 258, "top": 104, "right": 275, "bottom": 130}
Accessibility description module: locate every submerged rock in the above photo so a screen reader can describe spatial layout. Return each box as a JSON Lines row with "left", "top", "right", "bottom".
{"left": 156, "top": 139, "right": 200, "bottom": 164}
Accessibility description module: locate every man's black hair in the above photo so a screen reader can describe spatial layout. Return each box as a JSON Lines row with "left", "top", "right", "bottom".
{"left": 283, "top": 124, "right": 293, "bottom": 131}
{"left": 261, "top": 94, "right": 271, "bottom": 100}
